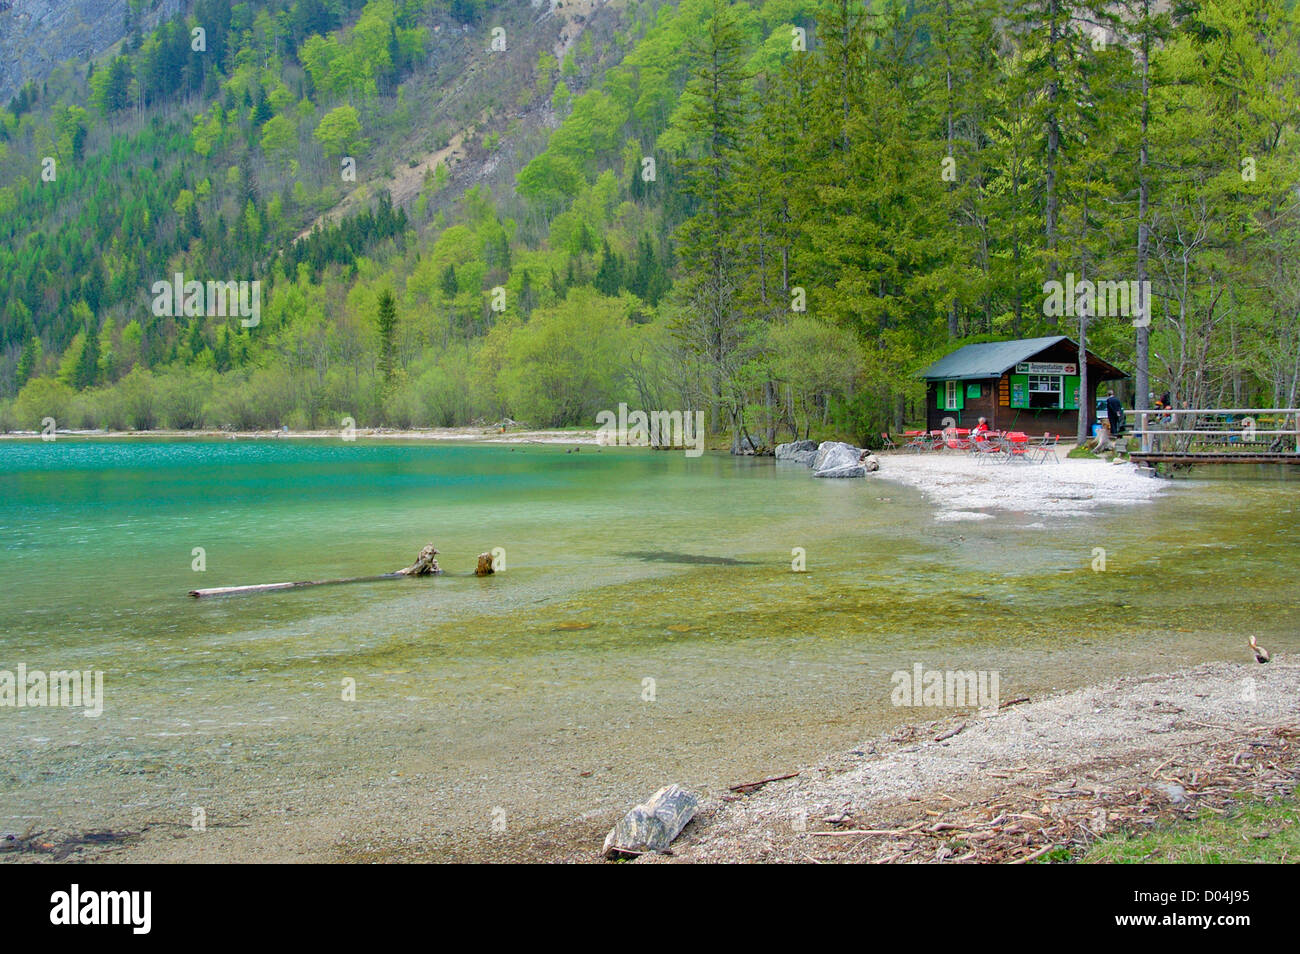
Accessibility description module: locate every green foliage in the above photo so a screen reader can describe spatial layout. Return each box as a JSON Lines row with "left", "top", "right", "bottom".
{"left": 497, "top": 288, "right": 637, "bottom": 427}
{"left": 376, "top": 288, "right": 398, "bottom": 388}
{"left": 314, "top": 104, "right": 365, "bottom": 156}
{"left": 13, "top": 377, "right": 74, "bottom": 429}
{"left": 4, "top": 0, "right": 1298, "bottom": 445}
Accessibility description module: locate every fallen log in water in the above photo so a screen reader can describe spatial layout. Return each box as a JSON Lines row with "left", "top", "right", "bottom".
{"left": 189, "top": 544, "right": 442, "bottom": 598}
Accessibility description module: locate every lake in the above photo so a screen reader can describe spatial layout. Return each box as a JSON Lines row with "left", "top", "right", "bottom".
{"left": 0, "top": 440, "right": 1295, "bottom": 860}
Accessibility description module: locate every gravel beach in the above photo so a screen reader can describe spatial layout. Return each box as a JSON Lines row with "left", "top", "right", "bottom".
{"left": 869, "top": 447, "right": 1172, "bottom": 518}
{"left": 631, "top": 657, "right": 1300, "bottom": 864}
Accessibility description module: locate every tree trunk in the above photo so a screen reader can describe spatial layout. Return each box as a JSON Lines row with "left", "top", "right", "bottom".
{"left": 1134, "top": 0, "right": 1152, "bottom": 415}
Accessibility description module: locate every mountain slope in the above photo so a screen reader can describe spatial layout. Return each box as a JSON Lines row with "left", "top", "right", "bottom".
{"left": 0, "top": 0, "right": 187, "bottom": 101}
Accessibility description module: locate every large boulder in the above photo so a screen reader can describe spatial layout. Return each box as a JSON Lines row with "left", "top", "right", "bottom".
{"left": 815, "top": 462, "right": 866, "bottom": 478}
{"left": 812, "top": 441, "right": 873, "bottom": 478}
{"left": 812, "top": 441, "right": 856, "bottom": 470}
{"left": 731, "top": 433, "right": 759, "bottom": 456}
{"left": 775, "top": 439, "right": 818, "bottom": 465}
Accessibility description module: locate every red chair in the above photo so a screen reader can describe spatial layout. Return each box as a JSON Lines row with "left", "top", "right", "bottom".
{"left": 903, "top": 430, "right": 928, "bottom": 453}
{"left": 1002, "top": 431, "right": 1032, "bottom": 463}
{"left": 880, "top": 432, "right": 898, "bottom": 451}
{"left": 973, "top": 434, "right": 1006, "bottom": 464}
{"left": 1033, "top": 433, "right": 1060, "bottom": 463}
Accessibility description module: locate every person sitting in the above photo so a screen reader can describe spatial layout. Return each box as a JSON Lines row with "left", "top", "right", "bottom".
{"left": 971, "top": 417, "right": 991, "bottom": 438}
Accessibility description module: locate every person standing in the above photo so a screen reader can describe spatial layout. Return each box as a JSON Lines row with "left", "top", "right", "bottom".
{"left": 1105, "top": 390, "right": 1124, "bottom": 436}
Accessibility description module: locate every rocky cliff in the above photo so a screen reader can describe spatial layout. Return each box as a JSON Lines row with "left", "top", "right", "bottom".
{"left": 0, "top": 0, "right": 183, "bottom": 100}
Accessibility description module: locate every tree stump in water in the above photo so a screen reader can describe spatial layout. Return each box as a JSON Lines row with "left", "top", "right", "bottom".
{"left": 396, "top": 544, "right": 441, "bottom": 576}
{"left": 602, "top": 784, "right": 699, "bottom": 859}
{"left": 475, "top": 552, "right": 494, "bottom": 576}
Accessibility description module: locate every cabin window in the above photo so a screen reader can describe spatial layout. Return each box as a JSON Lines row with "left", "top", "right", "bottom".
{"left": 936, "top": 380, "right": 964, "bottom": 411}
{"left": 1028, "top": 374, "right": 1062, "bottom": 409}
{"left": 1010, "top": 372, "right": 1081, "bottom": 410}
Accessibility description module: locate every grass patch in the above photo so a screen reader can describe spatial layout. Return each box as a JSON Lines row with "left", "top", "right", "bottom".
{"left": 1067, "top": 445, "right": 1099, "bottom": 459}
{"left": 1078, "top": 790, "right": 1300, "bottom": 863}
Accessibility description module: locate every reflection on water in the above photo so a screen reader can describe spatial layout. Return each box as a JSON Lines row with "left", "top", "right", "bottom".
{"left": 0, "top": 441, "right": 1295, "bottom": 859}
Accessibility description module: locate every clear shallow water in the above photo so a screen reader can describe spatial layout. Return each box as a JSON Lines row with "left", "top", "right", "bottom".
{"left": 0, "top": 441, "right": 1296, "bottom": 859}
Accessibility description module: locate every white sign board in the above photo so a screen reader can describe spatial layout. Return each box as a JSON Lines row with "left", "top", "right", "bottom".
{"left": 1016, "top": 362, "right": 1077, "bottom": 375}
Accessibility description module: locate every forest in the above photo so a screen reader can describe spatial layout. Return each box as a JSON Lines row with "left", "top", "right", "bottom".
{"left": 1, "top": 0, "right": 1297, "bottom": 447}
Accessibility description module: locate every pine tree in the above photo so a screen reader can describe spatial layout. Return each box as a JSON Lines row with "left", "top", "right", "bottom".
{"left": 74, "top": 321, "right": 100, "bottom": 390}
{"left": 376, "top": 289, "right": 398, "bottom": 387}
{"left": 16, "top": 337, "right": 40, "bottom": 385}
{"left": 671, "top": 0, "right": 752, "bottom": 434}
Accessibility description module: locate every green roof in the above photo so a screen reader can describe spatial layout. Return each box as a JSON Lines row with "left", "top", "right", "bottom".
{"left": 919, "top": 336, "right": 1074, "bottom": 381}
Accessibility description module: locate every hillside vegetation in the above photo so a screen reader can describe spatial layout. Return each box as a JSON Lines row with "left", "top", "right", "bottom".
{"left": 1, "top": 0, "right": 1298, "bottom": 444}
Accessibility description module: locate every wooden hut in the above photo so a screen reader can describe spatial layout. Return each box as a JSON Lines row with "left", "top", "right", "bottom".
{"left": 918, "top": 336, "right": 1126, "bottom": 437}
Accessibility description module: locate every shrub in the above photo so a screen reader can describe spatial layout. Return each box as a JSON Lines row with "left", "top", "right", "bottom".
{"left": 12, "top": 378, "right": 75, "bottom": 430}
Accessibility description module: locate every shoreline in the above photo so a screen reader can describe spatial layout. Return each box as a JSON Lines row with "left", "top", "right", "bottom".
{"left": 0, "top": 426, "right": 602, "bottom": 445}
{"left": 621, "top": 657, "right": 1300, "bottom": 864}
{"left": 9, "top": 658, "right": 1293, "bottom": 864}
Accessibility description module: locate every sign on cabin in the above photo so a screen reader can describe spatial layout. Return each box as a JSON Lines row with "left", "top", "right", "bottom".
{"left": 1015, "top": 362, "right": 1077, "bottom": 375}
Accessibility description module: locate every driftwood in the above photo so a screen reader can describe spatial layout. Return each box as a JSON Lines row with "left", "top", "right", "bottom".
{"left": 728, "top": 772, "right": 800, "bottom": 794}
{"left": 795, "top": 728, "right": 1300, "bottom": 864}
{"left": 934, "top": 722, "right": 968, "bottom": 742}
{"left": 396, "top": 544, "right": 441, "bottom": 577}
{"left": 475, "top": 552, "right": 495, "bottom": 576}
{"left": 189, "top": 543, "right": 441, "bottom": 598}
{"left": 602, "top": 784, "right": 698, "bottom": 859}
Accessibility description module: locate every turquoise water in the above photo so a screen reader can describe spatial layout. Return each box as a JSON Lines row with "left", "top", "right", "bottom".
{"left": 0, "top": 440, "right": 1296, "bottom": 860}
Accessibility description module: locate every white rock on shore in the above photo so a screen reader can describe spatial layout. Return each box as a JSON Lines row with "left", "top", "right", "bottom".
{"left": 813, "top": 442, "right": 865, "bottom": 478}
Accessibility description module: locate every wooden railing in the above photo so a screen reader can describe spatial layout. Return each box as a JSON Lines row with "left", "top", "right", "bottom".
{"left": 1125, "top": 408, "right": 1300, "bottom": 463}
